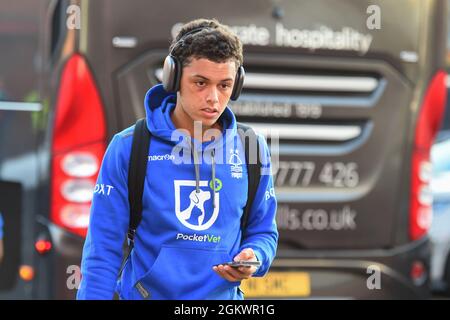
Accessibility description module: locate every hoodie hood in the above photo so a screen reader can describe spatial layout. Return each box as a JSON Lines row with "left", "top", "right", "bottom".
{"left": 144, "top": 83, "right": 238, "bottom": 208}
{"left": 144, "top": 84, "right": 237, "bottom": 150}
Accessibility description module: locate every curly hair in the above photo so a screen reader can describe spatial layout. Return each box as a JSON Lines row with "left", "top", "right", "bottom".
{"left": 169, "top": 18, "right": 243, "bottom": 69}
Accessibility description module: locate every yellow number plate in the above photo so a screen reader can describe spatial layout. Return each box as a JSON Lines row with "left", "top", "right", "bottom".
{"left": 240, "top": 272, "right": 311, "bottom": 298}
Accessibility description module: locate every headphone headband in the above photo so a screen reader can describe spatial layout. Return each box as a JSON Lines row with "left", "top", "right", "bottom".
{"left": 170, "top": 27, "right": 214, "bottom": 57}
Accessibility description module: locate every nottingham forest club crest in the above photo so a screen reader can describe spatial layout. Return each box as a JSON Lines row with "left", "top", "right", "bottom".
{"left": 229, "top": 148, "right": 243, "bottom": 179}
{"left": 174, "top": 179, "right": 222, "bottom": 231}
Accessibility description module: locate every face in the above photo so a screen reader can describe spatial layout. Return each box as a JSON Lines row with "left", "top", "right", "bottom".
{"left": 176, "top": 57, "right": 237, "bottom": 128}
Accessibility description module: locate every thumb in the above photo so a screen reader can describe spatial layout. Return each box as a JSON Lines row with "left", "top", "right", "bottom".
{"left": 234, "top": 248, "right": 253, "bottom": 261}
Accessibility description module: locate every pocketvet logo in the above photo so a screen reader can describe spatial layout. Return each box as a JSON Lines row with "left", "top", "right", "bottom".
{"left": 176, "top": 233, "right": 221, "bottom": 243}
{"left": 174, "top": 180, "right": 220, "bottom": 231}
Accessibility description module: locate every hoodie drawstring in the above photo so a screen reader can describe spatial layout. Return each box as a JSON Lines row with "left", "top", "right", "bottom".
{"left": 191, "top": 139, "right": 216, "bottom": 209}
{"left": 191, "top": 139, "right": 200, "bottom": 193}
{"left": 211, "top": 149, "right": 216, "bottom": 208}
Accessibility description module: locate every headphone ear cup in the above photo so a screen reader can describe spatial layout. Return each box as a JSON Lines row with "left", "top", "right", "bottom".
{"left": 230, "top": 66, "right": 245, "bottom": 101}
{"left": 173, "top": 56, "right": 182, "bottom": 92}
{"left": 162, "top": 55, "right": 181, "bottom": 92}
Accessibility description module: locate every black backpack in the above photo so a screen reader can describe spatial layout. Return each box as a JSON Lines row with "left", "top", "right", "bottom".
{"left": 125, "top": 118, "right": 261, "bottom": 255}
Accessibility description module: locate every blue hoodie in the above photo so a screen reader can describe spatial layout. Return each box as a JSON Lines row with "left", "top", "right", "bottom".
{"left": 77, "top": 84, "right": 278, "bottom": 300}
{"left": 0, "top": 213, "right": 3, "bottom": 239}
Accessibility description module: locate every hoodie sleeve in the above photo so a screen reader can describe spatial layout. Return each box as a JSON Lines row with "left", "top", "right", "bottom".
{"left": 239, "top": 135, "right": 279, "bottom": 277}
{"left": 0, "top": 213, "right": 3, "bottom": 239}
{"left": 76, "top": 133, "right": 130, "bottom": 300}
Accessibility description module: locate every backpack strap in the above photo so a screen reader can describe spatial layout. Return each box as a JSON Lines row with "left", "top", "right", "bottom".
{"left": 236, "top": 122, "right": 262, "bottom": 235}
{"left": 127, "top": 118, "right": 151, "bottom": 250}
{"left": 118, "top": 118, "right": 150, "bottom": 278}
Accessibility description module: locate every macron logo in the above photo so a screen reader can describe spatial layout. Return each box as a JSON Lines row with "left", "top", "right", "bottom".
{"left": 176, "top": 233, "right": 221, "bottom": 243}
{"left": 148, "top": 154, "right": 175, "bottom": 161}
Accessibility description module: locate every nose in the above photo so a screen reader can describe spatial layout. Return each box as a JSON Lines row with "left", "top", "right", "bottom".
{"left": 206, "top": 86, "right": 219, "bottom": 105}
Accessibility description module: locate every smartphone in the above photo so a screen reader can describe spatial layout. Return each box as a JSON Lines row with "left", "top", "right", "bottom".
{"left": 216, "top": 260, "right": 261, "bottom": 268}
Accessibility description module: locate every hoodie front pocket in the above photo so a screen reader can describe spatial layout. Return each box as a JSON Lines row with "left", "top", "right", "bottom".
{"left": 133, "top": 245, "right": 238, "bottom": 300}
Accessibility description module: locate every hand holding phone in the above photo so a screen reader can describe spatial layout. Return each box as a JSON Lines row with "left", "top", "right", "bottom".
{"left": 213, "top": 249, "right": 260, "bottom": 282}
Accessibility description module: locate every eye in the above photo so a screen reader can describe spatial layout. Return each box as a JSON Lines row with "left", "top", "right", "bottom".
{"left": 220, "top": 83, "right": 232, "bottom": 90}
{"left": 195, "top": 81, "right": 206, "bottom": 87}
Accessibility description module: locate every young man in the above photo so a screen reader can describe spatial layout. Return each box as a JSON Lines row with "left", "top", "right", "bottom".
{"left": 77, "top": 18, "right": 278, "bottom": 300}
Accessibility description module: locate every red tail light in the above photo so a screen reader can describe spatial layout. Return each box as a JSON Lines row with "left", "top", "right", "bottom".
{"left": 410, "top": 260, "right": 427, "bottom": 286}
{"left": 35, "top": 240, "right": 52, "bottom": 255}
{"left": 410, "top": 71, "right": 447, "bottom": 241}
{"left": 51, "top": 54, "right": 106, "bottom": 237}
